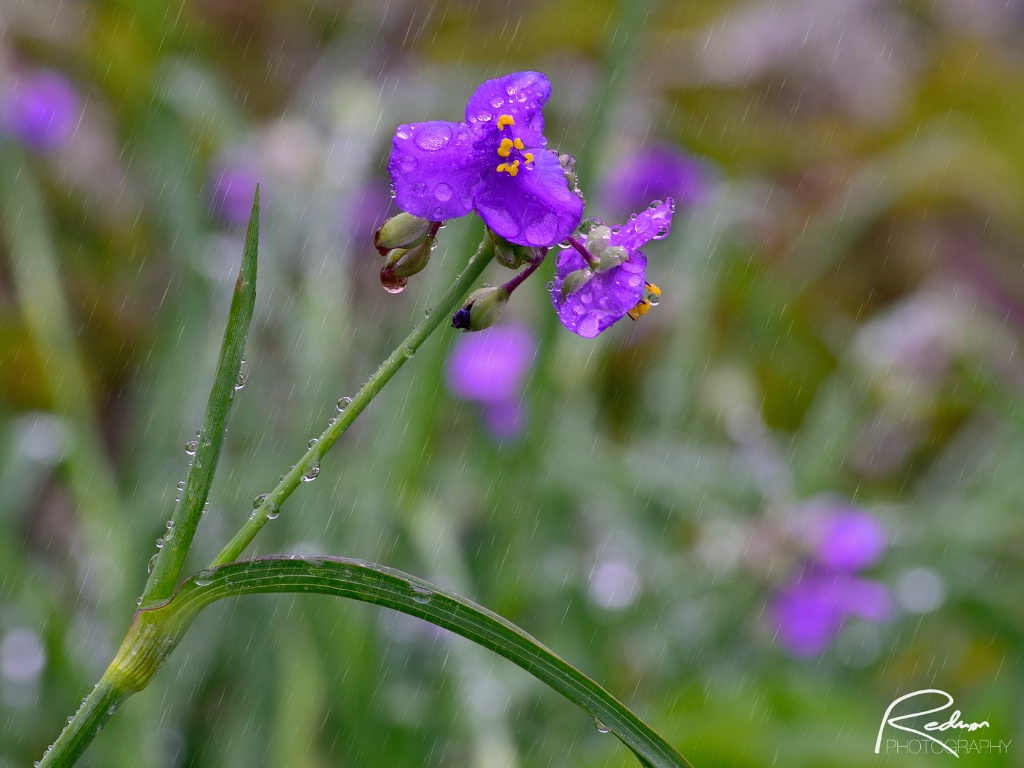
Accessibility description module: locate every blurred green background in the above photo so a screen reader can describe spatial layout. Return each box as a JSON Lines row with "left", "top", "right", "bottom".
{"left": 2, "top": 0, "right": 1023, "bottom": 765}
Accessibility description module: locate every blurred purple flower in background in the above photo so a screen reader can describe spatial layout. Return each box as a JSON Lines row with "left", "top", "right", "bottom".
{"left": 210, "top": 162, "right": 261, "bottom": 227}
{"left": 813, "top": 506, "right": 886, "bottom": 571}
{"left": 1, "top": 70, "right": 80, "bottom": 153}
{"left": 772, "top": 502, "right": 891, "bottom": 657}
{"left": 446, "top": 324, "right": 536, "bottom": 440}
{"left": 600, "top": 144, "right": 706, "bottom": 217}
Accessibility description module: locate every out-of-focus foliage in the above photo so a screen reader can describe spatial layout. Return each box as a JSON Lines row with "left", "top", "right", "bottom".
{"left": 1, "top": 0, "right": 1022, "bottom": 766}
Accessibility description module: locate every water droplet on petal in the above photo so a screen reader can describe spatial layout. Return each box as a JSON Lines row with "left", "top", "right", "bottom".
{"left": 413, "top": 123, "right": 453, "bottom": 151}
{"left": 400, "top": 156, "right": 417, "bottom": 172}
{"left": 434, "top": 182, "right": 453, "bottom": 202}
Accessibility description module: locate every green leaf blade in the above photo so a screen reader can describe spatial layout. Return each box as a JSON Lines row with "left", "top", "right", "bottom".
{"left": 154, "top": 555, "right": 693, "bottom": 768}
{"left": 141, "top": 186, "right": 260, "bottom": 605}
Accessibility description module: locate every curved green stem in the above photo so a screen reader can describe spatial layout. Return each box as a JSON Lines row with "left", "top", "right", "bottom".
{"left": 210, "top": 232, "right": 494, "bottom": 566}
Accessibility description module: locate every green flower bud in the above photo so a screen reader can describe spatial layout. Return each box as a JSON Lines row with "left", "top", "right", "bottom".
{"left": 380, "top": 240, "right": 432, "bottom": 292}
{"left": 559, "top": 268, "right": 593, "bottom": 303}
{"left": 490, "top": 229, "right": 544, "bottom": 269}
{"left": 451, "top": 285, "right": 510, "bottom": 332}
{"left": 374, "top": 212, "right": 431, "bottom": 255}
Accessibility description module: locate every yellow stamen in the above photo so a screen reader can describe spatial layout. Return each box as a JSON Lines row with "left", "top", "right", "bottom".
{"left": 497, "top": 114, "right": 515, "bottom": 130}
{"left": 495, "top": 159, "right": 521, "bottom": 177}
{"left": 523, "top": 152, "right": 534, "bottom": 164}
{"left": 513, "top": 137, "right": 525, "bottom": 150}
{"left": 627, "top": 284, "right": 661, "bottom": 321}
{"left": 497, "top": 138, "right": 514, "bottom": 158}
{"left": 627, "top": 300, "right": 650, "bottom": 321}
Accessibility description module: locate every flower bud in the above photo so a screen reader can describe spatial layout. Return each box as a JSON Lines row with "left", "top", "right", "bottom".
{"left": 374, "top": 212, "right": 431, "bottom": 255}
{"left": 490, "top": 229, "right": 544, "bottom": 269}
{"left": 559, "top": 153, "right": 579, "bottom": 190}
{"left": 559, "top": 268, "right": 593, "bottom": 303}
{"left": 380, "top": 240, "right": 432, "bottom": 292}
{"left": 451, "top": 285, "right": 510, "bottom": 332}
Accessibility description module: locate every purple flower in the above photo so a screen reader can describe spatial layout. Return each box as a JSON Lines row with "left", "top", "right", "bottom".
{"left": 388, "top": 72, "right": 584, "bottom": 247}
{"left": 210, "top": 163, "right": 261, "bottom": 227}
{"left": 550, "top": 199, "right": 674, "bottom": 338}
{"left": 446, "top": 324, "right": 536, "bottom": 440}
{"left": 814, "top": 507, "right": 886, "bottom": 571}
{"left": 600, "top": 144, "right": 706, "bottom": 217}
{"left": 772, "top": 567, "right": 892, "bottom": 657}
{"left": 1, "top": 70, "right": 80, "bottom": 153}
{"left": 771, "top": 502, "right": 891, "bottom": 657}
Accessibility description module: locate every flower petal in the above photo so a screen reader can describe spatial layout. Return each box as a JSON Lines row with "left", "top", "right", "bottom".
{"left": 475, "top": 150, "right": 584, "bottom": 247}
{"left": 465, "top": 71, "right": 550, "bottom": 147}
{"left": 389, "top": 121, "right": 485, "bottom": 220}
{"left": 550, "top": 249, "right": 647, "bottom": 338}
{"left": 609, "top": 198, "right": 675, "bottom": 253}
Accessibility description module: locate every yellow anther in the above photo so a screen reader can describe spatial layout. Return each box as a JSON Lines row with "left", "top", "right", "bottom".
{"left": 523, "top": 152, "right": 534, "bottom": 164}
{"left": 497, "top": 138, "right": 514, "bottom": 158}
{"left": 496, "top": 160, "right": 520, "bottom": 177}
{"left": 497, "top": 114, "right": 515, "bottom": 130}
{"left": 513, "top": 137, "right": 525, "bottom": 150}
{"left": 647, "top": 283, "right": 661, "bottom": 297}
{"left": 627, "top": 300, "right": 650, "bottom": 321}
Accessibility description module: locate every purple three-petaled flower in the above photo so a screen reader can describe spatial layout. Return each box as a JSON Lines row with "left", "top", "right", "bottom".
{"left": 388, "top": 71, "right": 584, "bottom": 248}
{"left": 549, "top": 198, "right": 674, "bottom": 338}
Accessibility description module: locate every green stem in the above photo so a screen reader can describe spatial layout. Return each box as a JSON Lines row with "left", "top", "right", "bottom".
{"left": 209, "top": 232, "right": 495, "bottom": 567}
{"left": 40, "top": 231, "right": 496, "bottom": 768}
{"left": 0, "top": 144, "right": 129, "bottom": 610}
{"left": 37, "top": 678, "right": 133, "bottom": 768}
